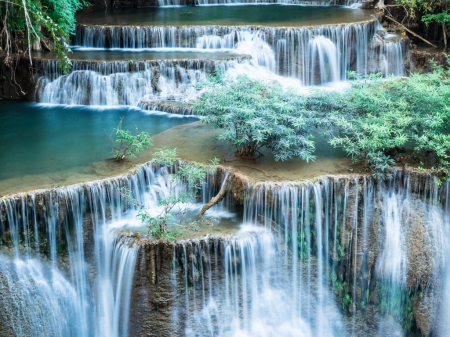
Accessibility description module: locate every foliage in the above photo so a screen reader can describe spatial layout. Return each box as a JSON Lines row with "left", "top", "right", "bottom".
{"left": 136, "top": 148, "right": 219, "bottom": 240}
{"left": 392, "top": 0, "right": 448, "bottom": 17}
{"left": 193, "top": 74, "right": 327, "bottom": 162}
{"left": 422, "top": 10, "right": 450, "bottom": 25}
{"left": 0, "top": 0, "right": 86, "bottom": 73}
{"left": 111, "top": 118, "right": 152, "bottom": 161}
{"left": 342, "top": 293, "right": 353, "bottom": 312}
{"left": 327, "top": 64, "right": 450, "bottom": 178}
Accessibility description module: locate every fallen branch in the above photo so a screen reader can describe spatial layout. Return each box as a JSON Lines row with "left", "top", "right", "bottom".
{"left": 384, "top": 14, "right": 438, "bottom": 48}
{"left": 198, "top": 179, "right": 229, "bottom": 217}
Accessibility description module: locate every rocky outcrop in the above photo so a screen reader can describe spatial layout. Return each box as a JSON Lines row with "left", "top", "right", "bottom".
{"left": 410, "top": 49, "right": 448, "bottom": 74}
{"left": 128, "top": 237, "right": 229, "bottom": 336}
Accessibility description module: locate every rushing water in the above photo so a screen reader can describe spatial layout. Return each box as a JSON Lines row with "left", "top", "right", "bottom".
{"left": 0, "top": 3, "right": 435, "bottom": 337}
{"left": 171, "top": 173, "right": 450, "bottom": 336}
{"left": 36, "top": 20, "right": 409, "bottom": 104}
{"left": 2, "top": 162, "right": 450, "bottom": 336}
{"left": 0, "top": 164, "right": 239, "bottom": 336}
{"left": 29, "top": 5, "right": 410, "bottom": 106}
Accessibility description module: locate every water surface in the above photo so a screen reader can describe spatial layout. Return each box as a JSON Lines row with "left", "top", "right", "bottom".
{"left": 0, "top": 100, "right": 197, "bottom": 184}
{"left": 76, "top": 5, "right": 373, "bottom": 27}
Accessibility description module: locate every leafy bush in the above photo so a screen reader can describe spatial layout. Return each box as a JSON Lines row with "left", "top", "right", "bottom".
{"left": 111, "top": 118, "right": 152, "bottom": 161}
{"left": 328, "top": 64, "right": 450, "bottom": 178}
{"left": 193, "top": 74, "right": 325, "bottom": 162}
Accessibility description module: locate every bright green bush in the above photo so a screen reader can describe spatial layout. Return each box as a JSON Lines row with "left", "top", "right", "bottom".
{"left": 193, "top": 74, "right": 325, "bottom": 162}
{"left": 111, "top": 118, "right": 152, "bottom": 161}
{"left": 328, "top": 64, "right": 450, "bottom": 178}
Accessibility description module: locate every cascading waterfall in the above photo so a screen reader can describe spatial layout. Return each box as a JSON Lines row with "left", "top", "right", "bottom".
{"left": 73, "top": 21, "right": 408, "bottom": 81}
{"left": 170, "top": 172, "right": 450, "bottom": 336}
{"left": 2, "top": 164, "right": 450, "bottom": 336}
{"left": 0, "top": 163, "right": 233, "bottom": 336}
{"left": 36, "top": 20, "right": 409, "bottom": 106}
{"left": 35, "top": 58, "right": 247, "bottom": 105}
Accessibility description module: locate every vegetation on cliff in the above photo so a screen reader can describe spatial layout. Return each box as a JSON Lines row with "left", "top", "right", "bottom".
{"left": 120, "top": 148, "right": 220, "bottom": 241}
{"left": 0, "top": 0, "right": 86, "bottom": 72}
{"left": 377, "top": 0, "right": 450, "bottom": 46}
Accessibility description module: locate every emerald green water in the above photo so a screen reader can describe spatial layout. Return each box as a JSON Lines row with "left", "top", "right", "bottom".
{"left": 76, "top": 5, "right": 372, "bottom": 27}
{"left": 0, "top": 100, "right": 197, "bottom": 182}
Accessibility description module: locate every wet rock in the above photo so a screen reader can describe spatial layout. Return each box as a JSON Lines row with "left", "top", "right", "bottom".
{"left": 406, "top": 201, "right": 444, "bottom": 289}
{"left": 413, "top": 291, "right": 438, "bottom": 336}
{"left": 151, "top": 68, "right": 162, "bottom": 93}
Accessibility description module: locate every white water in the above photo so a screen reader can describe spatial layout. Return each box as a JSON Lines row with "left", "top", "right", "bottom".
{"left": 169, "top": 173, "right": 450, "bottom": 336}
{"left": 36, "top": 21, "right": 409, "bottom": 106}
{"left": 0, "top": 164, "right": 239, "bottom": 336}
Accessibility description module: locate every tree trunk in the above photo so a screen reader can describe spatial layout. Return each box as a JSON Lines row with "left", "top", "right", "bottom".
{"left": 235, "top": 144, "right": 256, "bottom": 158}
{"left": 383, "top": 14, "right": 438, "bottom": 48}
{"left": 198, "top": 179, "right": 228, "bottom": 217}
{"left": 443, "top": 23, "right": 448, "bottom": 47}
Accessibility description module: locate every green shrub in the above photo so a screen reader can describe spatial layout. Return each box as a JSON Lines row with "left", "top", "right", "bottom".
{"left": 193, "top": 74, "right": 325, "bottom": 162}
{"left": 111, "top": 118, "right": 152, "bottom": 161}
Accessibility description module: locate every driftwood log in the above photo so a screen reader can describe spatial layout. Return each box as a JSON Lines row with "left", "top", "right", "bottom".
{"left": 198, "top": 179, "right": 229, "bottom": 217}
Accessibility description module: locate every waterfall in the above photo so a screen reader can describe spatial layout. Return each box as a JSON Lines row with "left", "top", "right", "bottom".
{"left": 172, "top": 228, "right": 345, "bottom": 337}
{"left": 73, "top": 22, "right": 407, "bottom": 82}
{"left": 3, "top": 162, "right": 449, "bottom": 336}
{"left": 0, "top": 163, "right": 228, "bottom": 336}
{"left": 36, "top": 20, "right": 409, "bottom": 106}
{"left": 168, "top": 172, "right": 450, "bottom": 336}
{"left": 35, "top": 58, "right": 247, "bottom": 105}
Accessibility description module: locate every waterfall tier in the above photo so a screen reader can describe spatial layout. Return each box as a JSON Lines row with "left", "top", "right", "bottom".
{"left": 0, "top": 163, "right": 233, "bottom": 337}
{"left": 138, "top": 100, "right": 195, "bottom": 115}
{"left": 128, "top": 171, "right": 450, "bottom": 336}
{"left": 2, "top": 166, "right": 450, "bottom": 336}
{"left": 36, "top": 20, "right": 409, "bottom": 105}
{"left": 35, "top": 57, "right": 248, "bottom": 105}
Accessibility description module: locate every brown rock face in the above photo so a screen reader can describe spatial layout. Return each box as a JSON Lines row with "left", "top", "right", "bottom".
{"left": 0, "top": 55, "right": 36, "bottom": 100}
{"left": 128, "top": 237, "right": 228, "bottom": 337}
{"left": 410, "top": 50, "right": 449, "bottom": 74}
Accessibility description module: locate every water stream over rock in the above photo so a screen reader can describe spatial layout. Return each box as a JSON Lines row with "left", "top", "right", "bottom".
{"left": 1, "top": 3, "right": 440, "bottom": 337}
{"left": 33, "top": 6, "right": 409, "bottom": 107}
{"left": 1, "top": 167, "right": 450, "bottom": 336}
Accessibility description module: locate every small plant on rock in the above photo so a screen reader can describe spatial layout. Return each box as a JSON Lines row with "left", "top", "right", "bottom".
{"left": 110, "top": 117, "right": 152, "bottom": 161}
{"left": 121, "top": 148, "right": 219, "bottom": 240}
